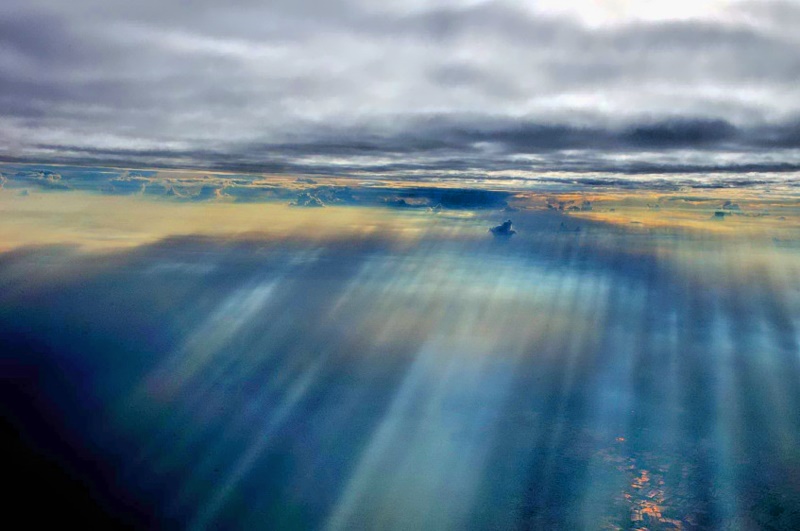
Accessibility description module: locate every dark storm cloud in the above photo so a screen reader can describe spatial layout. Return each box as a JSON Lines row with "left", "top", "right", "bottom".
{"left": 8, "top": 116, "right": 797, "bottom": 176}
{"left": 1, "top": 1, "right": 799, "bottom": 174}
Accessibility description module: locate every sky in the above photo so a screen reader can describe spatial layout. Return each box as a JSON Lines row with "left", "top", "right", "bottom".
{"left": 1, "top": 0, "right": 799, "bottom": 175}
{"left": 2, "top": 3, "right": 800, "bottom": 526}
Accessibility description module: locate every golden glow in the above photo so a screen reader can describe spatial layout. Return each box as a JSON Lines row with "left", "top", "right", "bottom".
{"left": 0, "top": 190, "right": 439, "bottom": 252}
{"left": 551, "top": 188, "right": 800, "bottom": 235}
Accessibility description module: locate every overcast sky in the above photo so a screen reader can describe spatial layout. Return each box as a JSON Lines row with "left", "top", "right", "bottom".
{"left": 2, "top": 0, "right": 799, "bottom": 174}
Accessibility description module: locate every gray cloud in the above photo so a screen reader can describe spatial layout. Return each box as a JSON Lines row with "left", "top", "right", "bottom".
{"left": 1, "top": 1, "right": 799, "bottom": 174}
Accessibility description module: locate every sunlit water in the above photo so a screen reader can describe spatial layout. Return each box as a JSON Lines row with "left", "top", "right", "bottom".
{"left": 1, "top": 190, "right": 799, "bottom": 529}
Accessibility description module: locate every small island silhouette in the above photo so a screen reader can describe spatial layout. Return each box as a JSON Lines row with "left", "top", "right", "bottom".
{"left": 489, "top": 219, "right": 516, "bottom": 237}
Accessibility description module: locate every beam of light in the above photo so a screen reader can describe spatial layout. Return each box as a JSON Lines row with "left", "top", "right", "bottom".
{"left": 1, "top": 184, "right": 798, "bottom": 528}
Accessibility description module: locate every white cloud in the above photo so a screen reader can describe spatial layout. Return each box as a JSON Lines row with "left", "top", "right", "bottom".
{"left": 0, "top": 0, "right": 798, "bottom": 172}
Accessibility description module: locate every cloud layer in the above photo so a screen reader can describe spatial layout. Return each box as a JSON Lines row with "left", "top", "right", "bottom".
{"left": 2, "top": 1, "right": 799, "bottom": 174}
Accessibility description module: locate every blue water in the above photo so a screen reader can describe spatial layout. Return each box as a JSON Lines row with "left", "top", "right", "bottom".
{"left": 1, "top": 217, "right": 799, "bottom": 529}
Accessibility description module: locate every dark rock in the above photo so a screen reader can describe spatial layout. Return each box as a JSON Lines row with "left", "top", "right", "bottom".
{"left": 490, "top": 220, "right": 516, "bottom": 237}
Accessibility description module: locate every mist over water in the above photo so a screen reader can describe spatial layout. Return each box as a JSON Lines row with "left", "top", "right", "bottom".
{"left": 2, "top": 195, "right": 798, "bottom": 528}
{"left": 3, "top": 0, "right": 800, "bottom": 525}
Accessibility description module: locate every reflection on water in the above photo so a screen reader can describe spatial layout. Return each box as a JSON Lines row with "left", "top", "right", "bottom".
{"left": 1, "top": 204, "right": 799, "bottom": 529}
